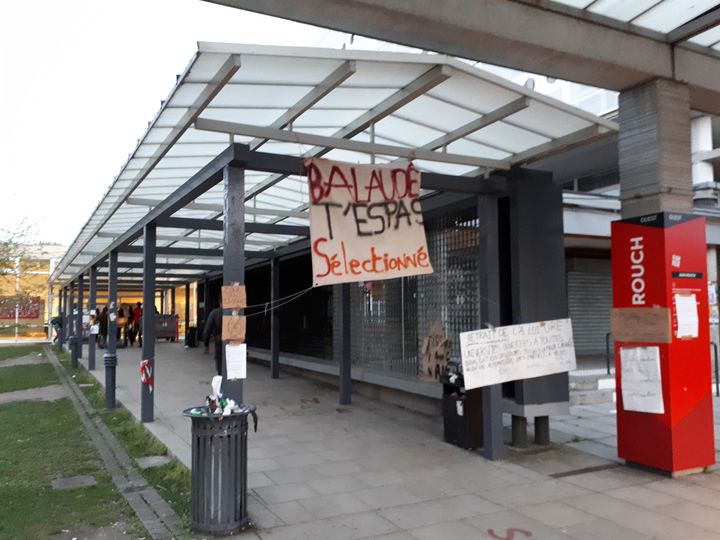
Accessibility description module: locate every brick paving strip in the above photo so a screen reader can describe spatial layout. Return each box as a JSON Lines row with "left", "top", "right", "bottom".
{"left": 44, "top": 347, "right": 184, "bottom": 540}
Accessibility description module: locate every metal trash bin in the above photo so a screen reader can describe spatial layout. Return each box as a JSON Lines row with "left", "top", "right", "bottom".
{"left": 440, "top": 371, "right": 483, "bottom": 450}
{"left": 182, "top": 405, "right": 258, "bottom": 535}
{"left": 186, "top": 326, "right": 197, "bottom": 348}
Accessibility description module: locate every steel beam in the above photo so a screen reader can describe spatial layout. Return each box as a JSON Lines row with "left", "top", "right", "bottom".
{"left": 141, "top": 223, "right": 156, "bottom": 423}
{"left": 338, "top": 283, "right": 352, "bottom": 405}
{"left": 271, "top": 257, "right": 280, "bottom": 379}
{"left": 75, "top": 274, "right": 84, "bottom": 365}
{"left": 185, "top": 283, "right": 191, "bottom": 344}
{"left": 222, "top": 162, "right": 245, "bottom": 403}
{"left": 478, "top": 194, "right": 505, "bottom": 460}
{"left": 205, "top": 1, "right": 720, "bottom": 115}
{"left": 250, "top": 60, "right": 357, "bottom": 150}
{"left": 156, "top": 217, "right": 310, "bottom": 237}
{"left": 105, "top": 250, "right": 118, "bottom": 410}
{"left": 668, "top": 7, "right": 720, "bottom": 44}
{"left": 119, "top": 245, "right": 269, "bottom": 258}
{"left": 88, "top": 266, "right": 97, "bottom": 370}
{"left": 195, "top": 117, "right": 509, "bottom": 170}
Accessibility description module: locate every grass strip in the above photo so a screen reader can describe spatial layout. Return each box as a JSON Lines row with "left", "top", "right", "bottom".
{"left": 0, "top": 398, "right": 145, "bottom": 539}
{"left": 0, "top": 363, "right": 59, "bottom": 393}
{"left": 0, "top": 344, "right": 45, "bottom": 361}
{"left": 62, "top": 356, "right": 193, "bottom": 529}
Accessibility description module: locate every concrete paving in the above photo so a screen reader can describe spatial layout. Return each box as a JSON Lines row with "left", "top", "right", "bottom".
{"left": 0, "top": 384, "right": 68, "bottom": 404}
{"left": 76, "top": 341, "right": 720, "bottom": 539}
{"left": 0, "top": 352, "right": 47, "bottom": 368}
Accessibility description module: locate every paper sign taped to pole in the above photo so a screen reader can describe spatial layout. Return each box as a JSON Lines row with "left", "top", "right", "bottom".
{"left": 306, "top": 158, "right": 433, "bottom": 287}
{"left": 620, "top": 346, "right": 664, "bottom": 414}
{"left": 226, "top": 343, "right": 247, "bottom": 380}
{"left": 459, "top": 319, "right": 577, "bottom": 390}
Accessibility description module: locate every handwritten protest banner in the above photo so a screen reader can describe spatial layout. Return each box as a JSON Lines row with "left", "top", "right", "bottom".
{"left": 459, "top": 319, "right": 577, "bottom": 390}
{"left": 306, "top": 158, "right": 433, "bottom": 287}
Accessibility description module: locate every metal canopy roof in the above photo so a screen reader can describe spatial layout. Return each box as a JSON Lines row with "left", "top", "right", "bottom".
{"left": 551, "top": 0, "right": 720, "bottom": 50}
{"left": 51, "top": 43, "right": 617, "bottom": 286}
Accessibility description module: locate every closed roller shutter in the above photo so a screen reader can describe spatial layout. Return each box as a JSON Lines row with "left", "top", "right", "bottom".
{"left": 567, "top": 270, "right": 612, "bottom": 356}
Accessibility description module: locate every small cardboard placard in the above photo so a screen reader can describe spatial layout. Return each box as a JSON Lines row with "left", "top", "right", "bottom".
{"left": 610, "top": 307, "right": 671, "bottom": 344}
{"left": 222, "top": 284, "right": 247, "bottom": 310}
{"left": 222, "top": 315, "right": 246, "bottom": 342}
{"left": 420, "top": 322, "right": 452, "bottom": 381}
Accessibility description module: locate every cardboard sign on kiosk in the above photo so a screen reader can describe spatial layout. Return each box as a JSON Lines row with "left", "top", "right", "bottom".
{"left": 611, "top": 212, "right": 715, "bottom": 475}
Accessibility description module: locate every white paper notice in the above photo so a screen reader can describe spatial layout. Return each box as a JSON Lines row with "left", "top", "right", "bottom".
{"left": 459, "top": 318, "right": 577, "bottom": 390}
{"left": 620, "top": 346, "right": 664, "bottom": 414}
{"left": 675, "top": 293, "right": 699, "bottom": 338}
{"left": 226, "top": 343, "right": 247, "bottom": 380}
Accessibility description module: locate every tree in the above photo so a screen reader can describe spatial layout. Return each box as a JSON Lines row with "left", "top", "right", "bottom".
{"left": 0, "top": 222, "right": 45, "bottom": 336}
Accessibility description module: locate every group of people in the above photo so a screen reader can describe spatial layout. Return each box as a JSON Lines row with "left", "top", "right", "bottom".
{"left": 96, "top": 302, "right": 144, "bottom": 348}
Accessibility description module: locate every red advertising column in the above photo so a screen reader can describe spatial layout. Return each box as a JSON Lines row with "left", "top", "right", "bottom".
{"left": 611, "top": 212, "right": 715, "bottom": 474}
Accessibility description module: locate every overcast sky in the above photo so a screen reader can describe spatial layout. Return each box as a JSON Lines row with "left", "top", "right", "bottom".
{"left": 0, "top": 0, "right": 388, "bottom": 247}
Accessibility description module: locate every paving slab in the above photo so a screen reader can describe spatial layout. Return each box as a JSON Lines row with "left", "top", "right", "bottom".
{"left": 0, "top": 354, "right": 46, "bottom": 368}
{"left": 135, "top": 455, "right": 172, "bottom": 470}
{"left": 73, "top": 341, "right": 720, "bottom": 538}
{"left": 0, "top": 384, "right": 67, "bottom": 404}
{"left": 51, "top": 475, "right": 97, "bottom": 490}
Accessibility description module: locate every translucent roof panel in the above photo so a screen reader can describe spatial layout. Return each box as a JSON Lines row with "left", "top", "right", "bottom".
{"left": 550, "top": 0, "right": 720, "bottom": 46}
{"left": 52, "top": 43, "right": 617, "bottom": 284}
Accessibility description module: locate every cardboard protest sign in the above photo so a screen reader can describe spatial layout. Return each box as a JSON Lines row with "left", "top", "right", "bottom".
{"left": 306, "top": 158, "right": 433, "bottom": 287}
{"left": 420, "top": 322, "right": 452, "bottom": 381}
{"left": 222, "top": 315, "right": 246, "bottom": 342}
{"left": 459, "top": 319, "right": 576, "bottom": 390}
{"left": 222, "top": 284, "right": 247, "bottom": 310}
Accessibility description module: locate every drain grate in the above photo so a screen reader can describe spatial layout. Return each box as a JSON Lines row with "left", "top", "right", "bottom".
{"left": 549, "top": 463, "right": 620, "bottom": 478}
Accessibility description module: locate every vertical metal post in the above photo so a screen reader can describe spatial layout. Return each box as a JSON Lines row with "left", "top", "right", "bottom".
{"left": 141, "top": 222, "right": 157, "bottom": 423}
{"left": 478, "top": 194, "right": 505, "bottom": 460}
{"left": 339, "top": 283, "right": 352, "bottom": 405}
{"left": 69, "top": 281, "right": 77, "bottom": 366}
{"left": 605, "top": 332, "right": 612, "bottom": 375}
{"left": 76, "top": 273, "right": 84, "bottom": 363}
{"left": 61, "top": 287, "right": 68, "bottom": 345}
{"left": 171, "top": 287, "right": 176, "bottom": 315}
{"left": 185, "top": 283, "right": 190, "bottom": 344}
{"left": 56, "top": 287, "right": 64, "bottom": 353}
{"left": 271, "top": 257, "right": 280, "bottom": 379}
{"left": 104, "top": 250, "right": 118, "bottom": 410}
{"left": 223, "top": 161, "right": 245, "bottom": 404}
{"left": 203, "top": 277, "right": 210, "bottom": 327}
{"left": 88, "top": 266, "right": 97, "bottom": 370}
{"left": 160, "top": 289, "right": 165, "bottom": 314}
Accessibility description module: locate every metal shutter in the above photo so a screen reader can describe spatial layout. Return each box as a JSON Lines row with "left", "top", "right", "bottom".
{"left": 567, "top": 270, "right": 612, "bottom": 356}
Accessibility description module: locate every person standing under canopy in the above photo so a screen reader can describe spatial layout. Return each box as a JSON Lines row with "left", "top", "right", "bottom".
{"left": 203, "top": 296, "right": 223, "bottom": 376}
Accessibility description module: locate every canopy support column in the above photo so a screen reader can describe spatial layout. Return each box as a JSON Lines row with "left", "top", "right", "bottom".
{"left": 185, "top": 283, "right": 190, "bottom": 343}
{"left": 271, "top": 257, "right": 280, "bottom": 379}
{"left": 171, "top": 287, "right": 176, "bottom": 315}
{"left": 141, "top": 222, "right": 157, "bottom": 423}
{"left": 56, "top": 287, "right": 64, "bottom": 353}
{"left": 104, "top": 250, "right": 118, "bottom": 410}
{"left": 338, "top": 283, "right": 351, "bottom": 405}
{"left": 222, "top": 160, "right": 246, "bottom": 403}
{"left": 76, "top": 273, "right": 84, "bottom": 363}
{"left": 69, "top": 281, "right": 77, "bottom": 367}
{"left": 88, "top": 265, "right": 97, "bottom": 370}
{"left": 478, "top": 193, "right": 505, "bottom": 460}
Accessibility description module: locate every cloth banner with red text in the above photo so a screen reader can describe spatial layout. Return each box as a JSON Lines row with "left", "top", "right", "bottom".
{"left": 306, "top": 158, "right": 433, "bottom": 286}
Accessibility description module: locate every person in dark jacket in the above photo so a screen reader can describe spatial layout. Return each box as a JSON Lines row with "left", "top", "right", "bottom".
{"left": 203, "top": 298, "right": 223, "bottom": 375}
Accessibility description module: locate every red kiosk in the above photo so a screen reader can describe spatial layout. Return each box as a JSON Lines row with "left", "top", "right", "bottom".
{"left": 611, "top": 212, "right": 715, "bottom": 475}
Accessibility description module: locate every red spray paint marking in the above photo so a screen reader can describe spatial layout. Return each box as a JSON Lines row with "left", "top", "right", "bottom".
{"left": 487, "top": 528, "right": 533, "bottom": 540}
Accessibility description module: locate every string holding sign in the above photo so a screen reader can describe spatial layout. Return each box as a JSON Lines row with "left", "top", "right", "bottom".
{"left": 306, "top": 158, "right": 433, "bottom": 287}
